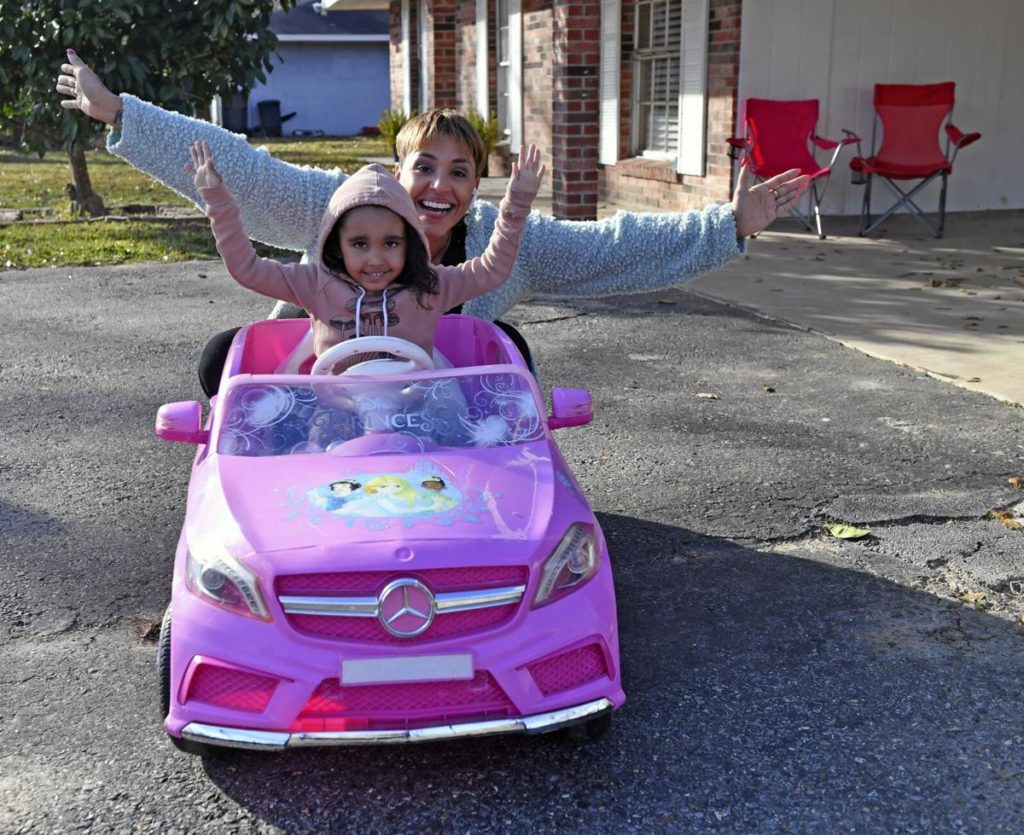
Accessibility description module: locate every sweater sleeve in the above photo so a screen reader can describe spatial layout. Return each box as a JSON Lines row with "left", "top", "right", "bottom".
{"left": 464, "top": 201, "right": 745, "bottom": 308}
{"left": 107, "top": 95, "right": 341, "bottom": 255}
{"left": 199, "top": 183, "right": 320, "bottom": 310}
{"left": 431, "top": 188, "right": 534, "bottom": 311}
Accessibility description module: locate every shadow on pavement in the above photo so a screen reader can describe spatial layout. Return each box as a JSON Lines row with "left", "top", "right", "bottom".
{"left": 198, "top": 513, "right": 1024, "bottom": 832}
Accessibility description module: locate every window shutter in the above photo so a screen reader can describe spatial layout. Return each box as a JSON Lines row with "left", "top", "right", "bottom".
{"left": 401, "top": 0, "right": 412, "bottom": 114}
{"left": 676, "top": 0, "right": 708, "bottom": 175}
{"left": 508, "top": 0, "right": 523, "bottom": 149}
{"left": 599, "top": 0, "right": 621, "bottom": 165}
{"left": 476, "top": 0, "right": 489, "bottom": 118}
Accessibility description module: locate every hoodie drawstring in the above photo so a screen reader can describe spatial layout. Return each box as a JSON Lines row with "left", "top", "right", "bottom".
{"left": 352, "top": 286, "right": 389, "bottom": 339}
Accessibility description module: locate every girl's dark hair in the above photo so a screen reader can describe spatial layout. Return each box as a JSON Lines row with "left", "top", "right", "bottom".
{"left": 321, "top": 212, "right": 438, "bottom": 306}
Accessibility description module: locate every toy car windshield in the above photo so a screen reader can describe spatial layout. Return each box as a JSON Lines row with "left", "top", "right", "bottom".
{"left": 215, "top": 370, "right": 546, "bottom": 457}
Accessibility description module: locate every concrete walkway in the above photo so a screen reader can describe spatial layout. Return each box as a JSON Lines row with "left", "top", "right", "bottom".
{"left": 478, "top": 175, "right": 1023, "bottom": 408}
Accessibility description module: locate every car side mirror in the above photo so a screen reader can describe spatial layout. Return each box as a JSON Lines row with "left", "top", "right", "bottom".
{"left": 156, "top": 401, "right": 209, "bottom": 445}
{"left": 548, "top": 387, "right": 593, "bottom": 430}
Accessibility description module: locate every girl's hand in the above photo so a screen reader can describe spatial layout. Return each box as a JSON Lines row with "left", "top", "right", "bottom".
{"left": 185, "top": 140, "right": 222, "bottom": 190}
{"left": 507, "top": 143, "right": 546, "bottom": 202}
{"left": 55, "top": 50, "right": 123, "bottom": 126}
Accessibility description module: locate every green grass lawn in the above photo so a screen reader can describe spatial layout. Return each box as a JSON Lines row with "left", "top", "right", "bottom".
{"left": 0, "top": 134, "right": 390, "bottom": 269}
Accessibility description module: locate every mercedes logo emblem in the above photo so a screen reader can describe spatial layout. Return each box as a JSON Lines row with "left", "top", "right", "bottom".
{"left": 377, "top": 578, "right": 436, "bottom": 637}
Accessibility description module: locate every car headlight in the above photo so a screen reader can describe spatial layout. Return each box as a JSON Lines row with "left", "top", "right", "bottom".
{"left": 185, "top": 541, "right": 271, "bottom": 621}
{"left": 533, "top": 524, "right": 599, "bottom": 607}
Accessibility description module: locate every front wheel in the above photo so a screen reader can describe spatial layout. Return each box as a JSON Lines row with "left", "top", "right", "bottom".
{"left": 157, "top": 605, "right": 226, "bottom": 758}
{"left": 565, "top": 711, "right": 613, "bottom": 742}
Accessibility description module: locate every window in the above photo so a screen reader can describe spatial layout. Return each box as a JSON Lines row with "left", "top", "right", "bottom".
{"left": 633, "top": 0, "right": 682, "bottom": 158}
{"left": 495, "top": 0, "right": 511, "bottom": 139}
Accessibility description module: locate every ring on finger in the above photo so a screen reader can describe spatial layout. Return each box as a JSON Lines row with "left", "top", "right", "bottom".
{"left": 770, "top": 187, "right": 781, "bottom": 200}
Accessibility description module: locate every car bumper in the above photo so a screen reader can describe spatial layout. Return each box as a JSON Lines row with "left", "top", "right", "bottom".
{"left": 180, "top": 697, "right": 614, "bottom": 750}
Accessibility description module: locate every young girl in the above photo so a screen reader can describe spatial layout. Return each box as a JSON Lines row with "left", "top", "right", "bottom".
{"left": 187, "top": 140, "right": 545, "bottom": 373}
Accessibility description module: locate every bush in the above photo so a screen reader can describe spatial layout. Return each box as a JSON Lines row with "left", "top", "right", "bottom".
{"left": 378, "top": 109, "right": 412, "bottom": 160}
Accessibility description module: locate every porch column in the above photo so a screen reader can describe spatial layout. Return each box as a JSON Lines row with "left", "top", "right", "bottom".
{"left": 551, "top": 0, "right": 601, "bottom": 220}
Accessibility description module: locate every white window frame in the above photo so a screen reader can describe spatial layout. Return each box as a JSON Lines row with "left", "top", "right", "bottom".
{"left": 632, "top": 0, "right": 683, "bottom": 161}
{"left": 627, "top": 0, "right": 709, "bottom": 175}
{"left": 495, "top": 0, "right": 523, "bottom": 148}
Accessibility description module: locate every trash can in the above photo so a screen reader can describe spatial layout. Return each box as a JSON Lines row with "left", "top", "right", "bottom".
{"left": 257, "top": 100, "right": 283, "bottom": 137}
{"left": 222, "top": 93, "right": 248, "bottom": 134}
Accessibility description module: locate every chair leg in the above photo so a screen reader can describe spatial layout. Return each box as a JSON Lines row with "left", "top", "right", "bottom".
{"left": 812, "top": 182, "right": 825, "bottom": 239}
{"left": 859, "top": 175, "right": 872, "bottom": 236}
{"left": 862, "top": 176, "right": 941, "bottom": 238}
{"left": 938, "top": 172, "right": 948, "bottom": 237}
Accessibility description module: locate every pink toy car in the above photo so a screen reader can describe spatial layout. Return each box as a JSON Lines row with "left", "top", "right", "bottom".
{"left": 155, "top": 315, "right": 624, "bottom": 754}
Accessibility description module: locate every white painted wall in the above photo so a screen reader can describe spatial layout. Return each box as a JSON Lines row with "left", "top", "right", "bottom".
{"left": 248, "top": 42, "right": 390, "bottom": 136}
{"left": 738, "top": 0, "right": 1024, "bottom": 213}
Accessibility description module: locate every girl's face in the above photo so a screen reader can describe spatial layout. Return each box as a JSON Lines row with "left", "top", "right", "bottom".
{"left": 338, "top": 205, "right": 406, "bottom": 290}
{"left": 374, "top": 478, "right": 402, "bottom": 495}
{"left": 395, "top": 136, "right": 480, "bottom": 260}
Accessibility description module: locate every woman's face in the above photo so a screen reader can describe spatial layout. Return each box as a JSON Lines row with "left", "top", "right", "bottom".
{"left": 396, "top": 136, "right": 480, "bottom": 260}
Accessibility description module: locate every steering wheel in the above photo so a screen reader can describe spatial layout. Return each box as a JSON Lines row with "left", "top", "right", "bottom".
{"left": 311, "top": 336, "right": 435, "bottom": 376}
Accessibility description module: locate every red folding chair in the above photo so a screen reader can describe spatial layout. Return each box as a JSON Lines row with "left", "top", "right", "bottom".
{"left": 849, "top": 82, "right": 981, "bottom": 238}
{"left": 728, "top": 98, "right": 858, "bottom": 239}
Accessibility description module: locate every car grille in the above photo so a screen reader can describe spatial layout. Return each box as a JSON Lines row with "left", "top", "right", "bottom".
{"left": 275, "top": 566, "right": 528, "bottom": 643}
{"left": 290, "top": 672, "right": 516, "bottom": 732}
{"left": 185, "top": 662, "right": 280, "bottom": 713}
{"left": 525, "top": 642, "right": 609, "bottom": 696}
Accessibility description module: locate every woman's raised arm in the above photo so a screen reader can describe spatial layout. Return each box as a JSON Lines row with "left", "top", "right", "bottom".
{"left": 57, "top": 50, "right": 340, "bottom": 254}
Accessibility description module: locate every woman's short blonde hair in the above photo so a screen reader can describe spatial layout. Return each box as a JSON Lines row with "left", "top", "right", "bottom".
{"left": 395, "top": 109, "right": 488, "bottom": 177}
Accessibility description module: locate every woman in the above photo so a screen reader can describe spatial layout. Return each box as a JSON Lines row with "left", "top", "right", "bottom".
{"left": 56, "top": 50, "right": 808, "bottom": 392}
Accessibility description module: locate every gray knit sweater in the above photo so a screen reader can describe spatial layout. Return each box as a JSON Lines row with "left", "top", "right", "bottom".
{"left": 108, "top": 94, "right": 744, "bottom": 322}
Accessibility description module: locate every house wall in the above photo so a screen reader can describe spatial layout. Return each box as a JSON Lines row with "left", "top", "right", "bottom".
{"left": 249, "top": 43, "right": 390, "bottom": 136}
{"left": 738, "top": 0, "right": 1024, "bottom": 212}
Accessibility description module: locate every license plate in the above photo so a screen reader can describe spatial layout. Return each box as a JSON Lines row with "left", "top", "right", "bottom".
{"left": 341, "top": 654, "right": 473, "bottom": 685}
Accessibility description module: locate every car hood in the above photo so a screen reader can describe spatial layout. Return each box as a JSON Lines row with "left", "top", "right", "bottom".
{"left": 184, "top": 443, "right": 577, "bottom": 559}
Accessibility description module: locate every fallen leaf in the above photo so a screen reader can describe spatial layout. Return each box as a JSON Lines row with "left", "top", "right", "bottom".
{"left": 826, "top": 523, "right": 870, "bottom": 540}
{"left": 965, "top": 377, "right": 981, "bottom": 383}
{"left": 1018, "top": 613, "right": 1024, "bottom": 625}
{"left": 1009, "top": 477, "right": 1023, "bottom": 490}
{"left": 990, "top": 509, "right": 1023, "bottom": 531}
{"left": 762, "top": 385, "right": 776, "bottom": 393}
{"left": 961, "top": 591, "right": 987, "bottom": 604}
{"left": 695, "top": 392, "right": 719, "bottom": 400}
{"left": 656, "top": 299, "right": 677, "bottom": 306}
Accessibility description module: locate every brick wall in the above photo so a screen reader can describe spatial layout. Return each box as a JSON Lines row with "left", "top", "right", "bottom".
{"left": 388, "top": 4, "right": 408, "bottom": 111}
{"left": 550, "top": 0, "right": 601, "bottom": 219}
{"left": 523, "top": 1, "right": 554, "bottom": 181}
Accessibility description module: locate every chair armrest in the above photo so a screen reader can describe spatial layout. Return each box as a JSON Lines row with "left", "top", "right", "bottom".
{"left": 946, "top": 123, "right": 981, "bottom": 150}
{"left": 814, "top": 130, "right": 861, "bottom": 168}
{"left": 727, "top": 136, "right": 748, "bottom": 160}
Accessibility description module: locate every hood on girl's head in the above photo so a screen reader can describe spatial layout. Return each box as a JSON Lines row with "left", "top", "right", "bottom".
{"left": 316, "top": 163, "right": 430, "bottom": 263}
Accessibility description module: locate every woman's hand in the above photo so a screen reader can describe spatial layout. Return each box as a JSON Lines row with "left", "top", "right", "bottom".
{"left": 507, "top": 143, "right": 546, "bottom": 203}
{"left": 55, "top": 50, "right": 123, "bottom": 126}
{"left": 185, "top": 141, "right": 223, "bottom": 190}
{"left": 731, "top": 164, "right": 811, "bottom": 240}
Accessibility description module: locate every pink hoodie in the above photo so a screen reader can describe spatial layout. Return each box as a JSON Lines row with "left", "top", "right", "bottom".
{"left": 199, "top": 163, "right": 532, "bottom": 368}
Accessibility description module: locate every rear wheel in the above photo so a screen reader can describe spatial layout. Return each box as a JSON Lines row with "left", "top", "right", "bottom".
{"left": 157, "top": 605, "right": 224, "bottom": 758}
{"left": 565, "top": 711, "right": 613, "bottom": 742}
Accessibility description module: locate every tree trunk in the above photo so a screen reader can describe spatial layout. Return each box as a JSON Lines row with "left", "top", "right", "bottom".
{"left": 67, "top": 148, "right": 106, "bottom": 217}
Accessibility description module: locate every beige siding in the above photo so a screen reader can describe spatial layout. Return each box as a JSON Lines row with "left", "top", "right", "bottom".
{"left": 738, "top": 0, "right": 1024, "bottom": 212}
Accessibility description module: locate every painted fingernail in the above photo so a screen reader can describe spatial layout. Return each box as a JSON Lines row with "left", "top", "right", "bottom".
{"left": 67, "top": 48, "right": 76, "bottom": 55}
